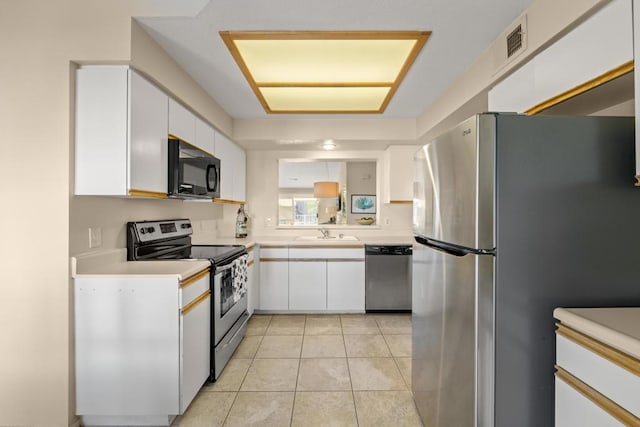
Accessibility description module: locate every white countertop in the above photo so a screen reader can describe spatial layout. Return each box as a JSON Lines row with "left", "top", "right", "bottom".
{"left": 192, "top": 235, "right": 414, "bottom": 247}
{"left": 554, "top": 307, "right": 640, "bottom": 359}
{"left": 72, "top": 249, "right": 210, "bottom": 280}
{"left": 72, "top": 235, "right": 414, "bottom": 277}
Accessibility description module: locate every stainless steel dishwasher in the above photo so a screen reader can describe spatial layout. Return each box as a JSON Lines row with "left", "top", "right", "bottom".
{"left": 365, "top": 244, "right": 412, "bottom": 312}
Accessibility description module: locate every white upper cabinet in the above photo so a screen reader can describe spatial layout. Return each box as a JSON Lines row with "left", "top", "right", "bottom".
{"left": 168, "top": 98, "right": 195, "bottom": 144}
{"left": 195, "top": 117, "right": 215, "bottom": 155}
{"left": 214, "top": 131, "right": 234, "bottom": 200}
{"left": 129, "top": 71, "right": 169, "bottom": 195}
{"left": 383, "top": 145, "right": 417, "bottom": 203}
{"left": 231, "top": 142, "right": 246, "bottom": 202}
{"left": 75, "top": 66, "right": 243, "bottom": 201}
{"left": 214, "top": 131, "right": 246, "bottom": 203}
{"left": 75, "top": 66, "right": 168, "bottom": 197}
{"left": 489, "top": 0, "right": 633, "bottom": 113}
{"left": 169, "top": 99, "right": 215, "bottom": 154}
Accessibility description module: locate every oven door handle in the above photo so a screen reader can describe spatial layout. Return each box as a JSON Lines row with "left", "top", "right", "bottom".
{"left": 215, "top": 263, "right": 234, "bottom": 274}
{"left": 216, "top": 312, "right": 249, "bottom": 353}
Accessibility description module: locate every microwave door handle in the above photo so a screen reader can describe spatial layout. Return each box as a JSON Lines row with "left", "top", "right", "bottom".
{"left": 206, "top": 164, "right": 219, "bottom": 192}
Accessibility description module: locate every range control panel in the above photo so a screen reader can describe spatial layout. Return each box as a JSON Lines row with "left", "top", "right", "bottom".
{"left": 132, "top": 219, "right": 192, "bottom": 243}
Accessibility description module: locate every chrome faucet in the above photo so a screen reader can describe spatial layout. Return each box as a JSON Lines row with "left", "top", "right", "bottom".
{"left": 318, "top": 227, "right": 330, "bottom": 238}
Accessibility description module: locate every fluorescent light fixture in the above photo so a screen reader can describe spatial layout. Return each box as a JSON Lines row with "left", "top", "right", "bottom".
{"left": 220, "top": 31, "right": 431, "bottom": 114}
{"left": 322, "top": 140, "right": 336, "bottom": 150}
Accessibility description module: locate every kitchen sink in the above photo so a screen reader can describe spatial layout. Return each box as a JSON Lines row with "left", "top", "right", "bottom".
{"left": 295, "top": 235, "right": 359, "bottom": 241}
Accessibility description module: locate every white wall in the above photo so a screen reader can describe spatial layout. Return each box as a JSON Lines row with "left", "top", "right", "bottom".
{"left": 415, "top": 0, "right": 610, "bottom": 140}
{"left": 0, "top": 2, "right": 231, "bottom": 426}
{"left": 346, "top": 162, "right": 377, "bottom": 224}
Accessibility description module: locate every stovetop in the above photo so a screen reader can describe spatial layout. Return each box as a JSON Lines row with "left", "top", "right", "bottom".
{"left": 127, "top": 219, "right": 246, "bottom": 264}
{"left": 189, "top": 245, "right": 246, "bottom": 264}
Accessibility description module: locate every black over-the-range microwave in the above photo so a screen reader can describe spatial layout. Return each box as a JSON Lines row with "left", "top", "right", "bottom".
{"left": 168, "top": 138, "right": 221, "bottom": 199}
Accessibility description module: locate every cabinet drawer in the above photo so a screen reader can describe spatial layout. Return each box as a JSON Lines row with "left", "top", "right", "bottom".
{"left": 260, "top": 246, "right": 288, "bottom": 259}
{"left": 555, "top": 373, "right": 624, "bottom": 427}
{"left": 288, "top": 247, "right": 364, "bottom": 259}
{"left": 556, "top": 327, "right": 640, "bottom": 417}
{"left": 180, "top": 269, "right": 210, "bottom": 308}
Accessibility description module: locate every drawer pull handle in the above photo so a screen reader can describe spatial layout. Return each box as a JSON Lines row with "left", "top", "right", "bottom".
{"left": 555, "top": 366, "right": 640, "bottom": 426}
{"left": 180, "top": 269, "right": 209, "bottom": 288}
{"left": 556, "top": 323, "right": 640, "bottom": 376}
{"left": 181, "top": 290, "right": 210, "bottom": 315}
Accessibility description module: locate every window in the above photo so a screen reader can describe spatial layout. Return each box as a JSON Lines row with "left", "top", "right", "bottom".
{"left": 278, "top": 195, "right": 318, "bottom": 225}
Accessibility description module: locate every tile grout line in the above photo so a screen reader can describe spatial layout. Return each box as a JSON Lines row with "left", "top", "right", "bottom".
{"left": 289, "top": 314, "right": 307, "bottom": 427}
{"left": 341, "top": 314, "right": 360, "bottom": 427}
{"left": 221, "top": 315, "right": 273, "bottom": 425}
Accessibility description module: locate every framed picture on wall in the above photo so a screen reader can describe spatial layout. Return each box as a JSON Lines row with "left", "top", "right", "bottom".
{"left": 351, "top": 194, "right": 376, "bottom": 214}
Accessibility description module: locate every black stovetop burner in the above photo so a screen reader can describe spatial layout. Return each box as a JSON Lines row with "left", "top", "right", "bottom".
{"left": 127, "top": 218, "right": 246, "bottom": 264}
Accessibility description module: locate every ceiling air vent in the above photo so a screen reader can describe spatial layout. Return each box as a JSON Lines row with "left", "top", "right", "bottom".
{"left": 506, "top": 24, "right": 523, "bottom": 58}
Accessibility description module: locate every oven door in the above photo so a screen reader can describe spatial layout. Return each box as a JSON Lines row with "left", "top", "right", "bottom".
{"left": 213, "top": 258, "right": 248, "bottom": 345}
{"left": 168, "top": 138, "right": 220, "bottom": 199}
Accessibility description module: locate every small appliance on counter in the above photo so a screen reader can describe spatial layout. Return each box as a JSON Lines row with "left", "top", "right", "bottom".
{"left": 127, "top": 218, "right": 247, "bottom": 381}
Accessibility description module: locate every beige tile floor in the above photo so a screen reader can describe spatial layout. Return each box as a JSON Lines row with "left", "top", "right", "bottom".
{"left": 173, "top": 313, "right": 422, "bottom": 427}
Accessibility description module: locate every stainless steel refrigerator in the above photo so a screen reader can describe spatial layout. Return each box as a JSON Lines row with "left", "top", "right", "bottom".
{"left": 412, "top": 113, "right": 640, "bottom": 427}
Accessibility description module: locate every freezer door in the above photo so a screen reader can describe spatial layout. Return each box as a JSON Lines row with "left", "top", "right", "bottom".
{"left": 413, "top": 114, "right": 496, "bottom": 250}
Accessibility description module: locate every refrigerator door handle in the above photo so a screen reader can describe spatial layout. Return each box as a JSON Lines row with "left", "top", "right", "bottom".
{"left": 414, "top": 235, "right": 496, "bottom": 257}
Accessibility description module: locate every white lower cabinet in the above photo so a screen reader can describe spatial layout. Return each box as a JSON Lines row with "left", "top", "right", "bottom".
{"left": 180, "top": 291, "right": 210, "bottom": 414}
{"left": 289, "top": 261, "right": 327, "bottom": 310}
{"left": 258, "top": 246, "right": 365, "bottom": 313}
{"left": 259, "top": 260, "right": 289, "bottom": 310}
{"left": 75, "top": 270, "right": 210, "bottom": 425}
{"left": 555, "top": 376, "right": 622, "bottom": 427}
{"left": 327, "top": 261, "right": 365, "bottom": 311}
{"left": 554, "top": 319, "right": 640, "bottom": 426}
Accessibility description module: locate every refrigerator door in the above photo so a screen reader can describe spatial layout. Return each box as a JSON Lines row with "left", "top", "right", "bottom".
{"left": 412, "top": 241, "right": 485, "bottom": 427}
{"left": 412, "top": 113, "right": 498, "bottom": 427}
{"left": 413, "top": 114, "right": 496, "bottom": 250}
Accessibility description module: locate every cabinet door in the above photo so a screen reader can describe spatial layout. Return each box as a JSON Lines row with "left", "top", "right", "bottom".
{"left": 233, "top": 143, "right": 247, "bottom": 202}
{"left": 259, "top": 261, "right": 288, "bottom": 310}
{"left": 384, "top": 145, "right": 417, "bottom": 203}
{"left": 129, "top": 70, "right": 169, "bottom": 195}
{"left": 247, "top": 250, "right": 259, "bottom": 315}
{"left": 327, "top": 261, "right": 365, "bottom": 311}
{"left": 214, "top": 131, "right": 234, "bottom": 200}
{"left": 180, "top": 291, "right": 210, "bottom": 414}
{"left": 555, "top": 376, "right": 622, "bottom": 427}
{"left": 169, "top": 98, "right": 195, "bottom": 144}
{"left": 489, "top": 0, "right": 633, "bottom": 113}
{"left": 75, "top": 66, "right": 129, "bottom": 195}
{"left": 75, "top": 276, "right": 179, "bottom": 415}
{"left": 195, "top": 116, "right": 215, "bottom": 154}
{"left": 289, "top": 261, "right": 327, "bottom": 311}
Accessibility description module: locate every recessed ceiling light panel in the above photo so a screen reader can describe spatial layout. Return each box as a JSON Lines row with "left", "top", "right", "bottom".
{"left": 220, "top": 31, "right": 431, "bottom": 114}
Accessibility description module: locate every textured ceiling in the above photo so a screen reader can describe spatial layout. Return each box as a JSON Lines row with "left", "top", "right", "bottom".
{"left": 137, "top": 0, "right": 533, "bottom": 119}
